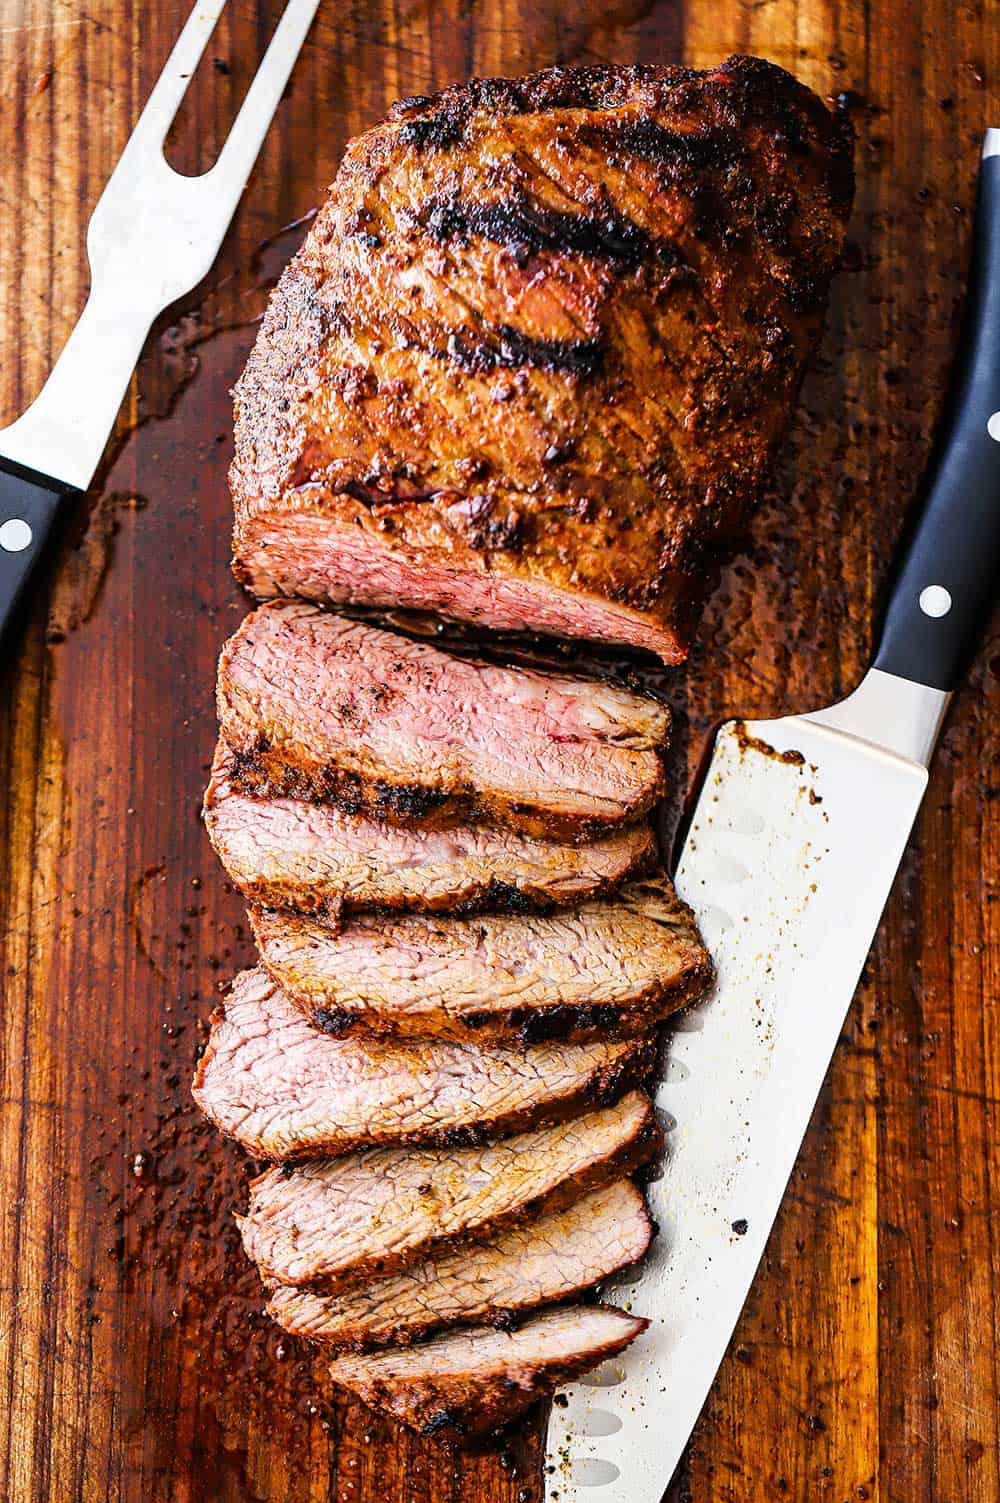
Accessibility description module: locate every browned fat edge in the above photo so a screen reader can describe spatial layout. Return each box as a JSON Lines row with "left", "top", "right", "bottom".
{"left": 329, "top": 1309, "right": 653, "bottom": 1440}
{"left": 270, "top": 1201, "right": 655, "bottom": 1353}
{"left": 275, "top": 1104, "right": 662, "bottom": 1295}
{"left": 234, "top": 1035, "right": 659, "bottom": 1165}
{"left": 301, "top": 956, "right": 713, "bottom": 1046}
{"left": 219, "top": 840, "right": 657, "bottom": 922}
{"left": 189, "top": 1003, "right": 226, "bottom": 1097}
{"left": 227, "top": 742, "right": 665, "bottom": 845}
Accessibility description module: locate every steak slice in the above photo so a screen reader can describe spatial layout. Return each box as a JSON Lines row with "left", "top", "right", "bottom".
{"left": 231, "top": 58, "right": 852, "bottom": 664}
{"left": 237, "top": 1091, "right": 657, "bottom": 1289}
{"left": 204, "top": 740, "right": 656, "bottom": 920}
{"left": 327, "top": 1304, "right": 648, "bottom": 1438}
{"left": 267, "top": 1179, "right": 652, "bottom": 1351}
{"left": 249, "top": 873, "right": 712, "bottom": 1043}
{"left": 217, "top": 602, "right": 668, "bottom": 840}
{"left": 193, "top": 968, "right": 655, "bottom": 1160}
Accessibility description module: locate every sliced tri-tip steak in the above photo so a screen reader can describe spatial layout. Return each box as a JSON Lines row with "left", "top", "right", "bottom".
{"left": 249, "top": 873, "right": 712, "bottom": 1043}
{"left": 327, "top": 1304, "right": 648, "bottom": 1438}
{"left": 193, "top": 969, "right": 655, "bottom": 1160}
{"left": 237, "top": 1091, "right": 657, "bottom": 1289}
{"left": 267, "top": 1179, "right": 652, "bottom": 1351}
{"left": 204, "top": 741, "right": 656, "bottom": 921}
{"left": 216, "top": 602, "right": 668, "bottom": 841}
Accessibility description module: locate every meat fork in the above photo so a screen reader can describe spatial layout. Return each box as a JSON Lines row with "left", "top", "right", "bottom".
{"left": 0, "top": 0, "right": 321, "bottom": 644}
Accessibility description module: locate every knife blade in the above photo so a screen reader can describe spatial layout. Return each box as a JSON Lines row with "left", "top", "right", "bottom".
{"left": 545, "top": 127, "right": 1000, "bottom": 1502}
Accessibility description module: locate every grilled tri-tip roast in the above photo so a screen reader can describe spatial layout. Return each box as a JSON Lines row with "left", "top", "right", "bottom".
{"left": 267, "top": 1179, "right": 652, "bottom": 1351}
{"left": 249, "top": 873, "right": 712, "bottom": 1043}
{"left": 327, "top": 1304, "right": 648, "bottom": 1437}
{"left": 230, "top": 56, "right": 853, "bottom": 663}
{"left": 205, "top": 740, "right": 656, "bottom": 921}
{"left": 237, "top": 1091, "right": 657, "bottom": 1289}
{"left": 193, "top": 968, "right": 655, "bottom": 1159}
{"left": 217, "top": 602, "right": 668, "bottom": 840}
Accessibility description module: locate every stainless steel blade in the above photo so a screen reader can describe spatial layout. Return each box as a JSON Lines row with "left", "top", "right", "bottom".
{"left": 544, "top": 669, "right": 948, "bottom": 1501}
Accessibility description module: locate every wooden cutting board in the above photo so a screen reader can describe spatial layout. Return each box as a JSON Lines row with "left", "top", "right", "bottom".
{"left": 1, "top": 2, "right": 998, "bottom": 1499}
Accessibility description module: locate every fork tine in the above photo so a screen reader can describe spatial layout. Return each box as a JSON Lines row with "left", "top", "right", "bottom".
{"left": 128, "top": 0, "right": 229, "bottom": 151}
{"left": 207, "top": 0, "right": 322, "bottom": 207}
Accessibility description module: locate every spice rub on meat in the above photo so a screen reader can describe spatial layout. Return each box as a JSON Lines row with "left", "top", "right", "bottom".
{"left": 231, "top": 56, "right": 853, "bottom": 662}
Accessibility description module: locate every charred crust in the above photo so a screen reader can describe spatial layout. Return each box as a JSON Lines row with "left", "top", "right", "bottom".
{"left": 454, "top": 962, "right": 710, "bottom": 1045}
{"left": 422, "top": 192, "right": 655, "bottom": 270}
{"left": 225, "top": 868, "right": 644, "bottom": 924}
{"left": 516, "top": 1002, "right": 625, "bottom": 1045}
{"left": 443, "top": 492, "right": 526, "bottom": 553}
{"left": 311, "top": 1007, "right": 354, "bottom": 1036}
{"left": 473, "top": 880, "right": 538, "bottom": 915}
{"left": 441, "top": 325, "right": 605, "bottom": 380}
{"left": 577, "top": 118, "right": 739, "bottom": 178}
{"left": 389, "top": 59, "right": 853, "bottom": 201}
{"left": 586, "top": 1037, "right": 658, "bottom": 1103}
{"left": 370, "top": 781, "right": 452, "bottom": 822}
{"left": 436, "top": 1121, "right": 496, "bottom": 1148}
{"left": 397, "top": 112, "right": 466, "bottom": 151}
{"left": 388, "top": 63, "right": 698, "bottom": 143}
{"left": 420, "top": 1410, "right": 466, "bottom": 1437}
{"left": 224, "top": 740, "right": 651, "bottom": 844}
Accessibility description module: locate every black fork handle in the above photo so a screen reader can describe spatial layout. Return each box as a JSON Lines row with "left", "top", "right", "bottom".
{"left": 0, "top": 458, "right": 81, "bottom": 647}
{"left": 873, "top": 140, "right": 1000, "bottom": 691}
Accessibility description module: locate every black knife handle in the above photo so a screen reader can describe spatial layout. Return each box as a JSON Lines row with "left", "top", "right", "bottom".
{"left": 873, "top": 143, "right": 1000, "bottom": 691}
{"left": 0, "top": 457, "right": 80, "bottom": 646}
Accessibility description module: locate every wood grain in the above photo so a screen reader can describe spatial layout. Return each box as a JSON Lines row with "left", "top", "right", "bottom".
{"left": 1, "top": 1, "right": 998, "bottom": 1499}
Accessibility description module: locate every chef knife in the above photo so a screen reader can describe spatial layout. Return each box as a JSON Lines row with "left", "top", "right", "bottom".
{"left": 545, "top": 127, "right": 1000, "bottom": 1501}
{"left": 0, "top": 0, "right": 320, "bottom": 646}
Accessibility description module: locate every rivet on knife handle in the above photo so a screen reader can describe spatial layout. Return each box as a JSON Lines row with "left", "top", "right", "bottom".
{"left": 873, "top": 129, "right": 1000, "bottom": 692}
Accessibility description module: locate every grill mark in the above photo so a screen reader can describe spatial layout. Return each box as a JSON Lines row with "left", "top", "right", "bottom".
{"left": 430, "top": 232, "right": 598, "bottom": 344}
{"left": 318, "top": 328, "right": 546, "bottom": 493}
{"left": 393, "top": 259, "right": 584, "bottom": 439}
{"left": 362, "top": 211, "right": 734, "bottom": 425}
{"left": 562, "top": 133, "right": 831, "bottom": 314}
{"left": 422, "top": 192, "right": 661, "bottom": 271}
{"left": 576, "top": 119, "right": 740, "bottom": 176}
{"left": 365, "top": 148, "right": 739, "bottom": 373}
{"left": 442, "top": 325, "right": 604, "bottom": 378}
{"left": 512, "top": 124, "right": 823, "bottom": 326}
{"left": 510, "top": 144, "right": 601, "bottom": 217}
{"left": 483, "top": 145, "right": 753, "bottom": 370}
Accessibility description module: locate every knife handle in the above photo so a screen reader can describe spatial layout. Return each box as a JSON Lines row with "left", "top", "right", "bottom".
{"left": 873, "top": 135, "right": 1000, "bottom": 692}
{"left": 0, "top": 457, "right": 80, "bottom": 647}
